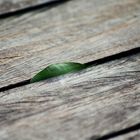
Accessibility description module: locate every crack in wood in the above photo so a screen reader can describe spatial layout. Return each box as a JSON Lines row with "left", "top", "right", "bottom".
{"left": 0, "top": 55, "right": 20, "bottom": 59}
{"left": 0, "top": 55, "right": 21, "bottom": 63}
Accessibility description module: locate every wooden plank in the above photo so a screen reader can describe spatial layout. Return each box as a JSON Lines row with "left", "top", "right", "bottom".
{"left": 111, "top": 130, "right": 140, "bottom": 140}
{"left": 0, "top": 0, "right": 57, "bottom": 16}
{"left": 0, "top": 0, "right": 140, "bottom": 88}
{"left": 0, "top": 54, "right": 139, "bottom": 140}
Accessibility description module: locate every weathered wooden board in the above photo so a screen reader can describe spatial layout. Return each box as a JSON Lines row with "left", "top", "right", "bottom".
{"left": 0, "top": 54, "right": 139, "bottom": 140}
{"left": 111, "top": 130, "right": 140, "bottom": 140}
{"left": 0, "top": 0, "right": 58, "bottom": 16}
{"left": 0, "top": 0, "right": 140, "bottom": 88}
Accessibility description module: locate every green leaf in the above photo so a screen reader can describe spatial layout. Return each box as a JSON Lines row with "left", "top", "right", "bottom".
{"left": 30, "top": 62, "right": 86, "bottom": 83}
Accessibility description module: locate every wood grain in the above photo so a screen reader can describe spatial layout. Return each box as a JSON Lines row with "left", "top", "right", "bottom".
{"left": 0, "top": 0, "right": 57, "bottom": 15}
{"left": 0, "top": 54, "right": 139, "bottom": 140}
{"left": 0, "top": 0, "right": 140, "bottom": 88}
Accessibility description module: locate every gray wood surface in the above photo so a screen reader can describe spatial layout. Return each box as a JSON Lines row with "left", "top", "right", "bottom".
{"left": 0, "top": 54, "right": 139, "bottom": 140}
{"left": 0, "top": 0, "right": 57, "bottom": 15}
{"left": 0, "top": 0, "right": 140, "bottom": 88}
{"left": 111, "top": 130, "right": 140, "bottom": 140}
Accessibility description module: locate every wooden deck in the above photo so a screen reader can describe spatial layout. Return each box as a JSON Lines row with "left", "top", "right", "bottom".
{"left": 0, "top": 0, "right": 140, "bottom": 139}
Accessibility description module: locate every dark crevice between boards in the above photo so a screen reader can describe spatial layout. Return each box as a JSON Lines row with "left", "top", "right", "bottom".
{"left": 0, "top": 79, "right": 30, "bottom": 92}
{"left": 0, "top": 0, "right": 70, "bottom": 19}
{"left": 0, "top": 47, "right": 140, "bottom": 92}
{"left": 89, "top": 122, "right": 140, "bottom": 140}
{"left": 84, "top": 47, "right": 140, "bottom": 67}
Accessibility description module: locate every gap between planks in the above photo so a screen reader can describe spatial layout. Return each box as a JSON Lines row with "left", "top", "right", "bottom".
{"left": 0, "top": 53, "right": 139, "bottom": 140}
{"left": 0, "top": 0, "right": 140, "bottom": 88}
{"left": 0, "top": 0, "right": 70, "bottom": 18}
{"left": 0, "top": 0, "right": 139, "bottom": 139}
{"left": 90, "top": 123, "right": 140, "bottom": 140}
{"left": 0, "top": 47, "right": 140, "bottom": 92}
{"left": 110, "top": 129, "right": 140, "bottom": 140}
{"left": 0, "top": 47, "right": 139, "bottom": 139}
